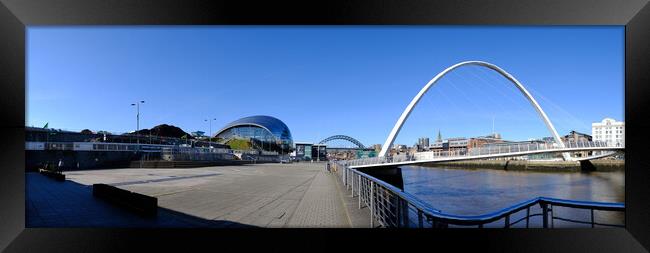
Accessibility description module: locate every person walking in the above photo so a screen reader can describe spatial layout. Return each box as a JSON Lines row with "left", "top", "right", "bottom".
{"left": 326, "top": 162, "right": 331, "bottom": 173}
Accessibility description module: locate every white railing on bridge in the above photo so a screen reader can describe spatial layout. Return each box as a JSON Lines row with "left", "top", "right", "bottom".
{"left": 344, "top": 140, "right": 623, "bottom": 167}
{"left": 331, "top": 161, "right": 624, "bottom": 228}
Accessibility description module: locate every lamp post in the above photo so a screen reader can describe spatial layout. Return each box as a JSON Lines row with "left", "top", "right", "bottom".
{"left": 205, "top": 118, "right": 216, "bottom": 149}
{"left": 131, "top": 100, "right": 145, "bottom": 144}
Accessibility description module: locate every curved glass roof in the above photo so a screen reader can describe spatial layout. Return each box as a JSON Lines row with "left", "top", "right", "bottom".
{"left": 216, "top": 115, "right": 293, "bottom": 144}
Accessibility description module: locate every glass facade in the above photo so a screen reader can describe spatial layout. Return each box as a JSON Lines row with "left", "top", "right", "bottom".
{"left": 295, "top": 143, "right": 312, "bottom": 161}
{"left": 215, "top": 115, "right": 294, "bottom": 154}
{"left": 311, "top": 145, "right": 327, "bottom": 161}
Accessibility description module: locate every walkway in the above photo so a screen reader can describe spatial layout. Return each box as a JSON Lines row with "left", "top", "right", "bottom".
{"left": 26, "top": 172, "right": 255, "bottom": 227}
{"left": 30, "top": 163, "right": 370, "bottom": 228}
{"left": 349, "top": 141, "right": 623, "bottom": 169}
{"left": 285, "top": 169, "right": 349, "bottom": 227}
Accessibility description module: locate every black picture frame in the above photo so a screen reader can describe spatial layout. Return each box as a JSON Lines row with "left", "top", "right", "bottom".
{"left": 1, "top": 0, "right": 649, "bottom": 252}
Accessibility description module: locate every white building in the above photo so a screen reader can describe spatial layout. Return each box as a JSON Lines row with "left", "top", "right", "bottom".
{"left": 592, "top": 118, "right": 624, "bottom": 147}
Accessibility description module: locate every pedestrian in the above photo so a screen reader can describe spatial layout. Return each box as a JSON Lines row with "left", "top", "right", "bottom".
{"left": 57, "top": 158, "right": 64, "bottom": 173}
{"left": 326, "top": 162, "right": 331, "bottom": 173}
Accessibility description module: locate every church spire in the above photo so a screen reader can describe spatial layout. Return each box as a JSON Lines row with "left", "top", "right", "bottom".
{"left": 436, "top": 129, "right": 442, "bottom": 142}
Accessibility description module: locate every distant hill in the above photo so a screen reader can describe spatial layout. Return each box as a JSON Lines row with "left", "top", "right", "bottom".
{"left": 131, "top": 124, "right": 194, "bottom": 139}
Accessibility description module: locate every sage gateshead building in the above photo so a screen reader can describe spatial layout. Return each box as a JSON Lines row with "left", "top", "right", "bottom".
{"left": 214, "top": 115, "right": 294, "bottom": 155}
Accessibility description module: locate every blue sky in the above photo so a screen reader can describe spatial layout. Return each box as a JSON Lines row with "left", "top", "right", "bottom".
{"left": 27, "top": 26, "right": 624, "bottom": 146}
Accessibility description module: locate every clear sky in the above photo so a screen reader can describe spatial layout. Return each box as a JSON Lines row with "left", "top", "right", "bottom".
{"left": 27, "top": 26, "right": 624, "bottom": 146}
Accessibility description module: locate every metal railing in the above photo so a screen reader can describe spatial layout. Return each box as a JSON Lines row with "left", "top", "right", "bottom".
{"left": 332, "top": 162, "right": 625, "bottom": 228}
{"left": 25, "top": 141, "right": 171, "bottom": 152}
{"left": 346, "top": 140, "right": 623, "bottom": 167}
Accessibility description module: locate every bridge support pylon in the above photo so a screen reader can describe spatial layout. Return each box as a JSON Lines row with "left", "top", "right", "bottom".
{"left": 356, "top": 166, "right": 404, "bottom": 190}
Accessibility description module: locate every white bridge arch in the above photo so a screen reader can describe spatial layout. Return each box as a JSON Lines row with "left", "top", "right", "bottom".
{"left": 378, "top": 61, "right": 571, "bottom": 161}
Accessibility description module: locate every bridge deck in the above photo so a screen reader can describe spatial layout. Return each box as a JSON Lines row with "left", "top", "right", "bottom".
{"left": 350, "top": 146, "right": 624, "bottom": 169}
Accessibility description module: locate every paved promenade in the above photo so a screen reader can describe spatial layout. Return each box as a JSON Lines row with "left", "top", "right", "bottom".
{"left": 34, "top": 162, "right": 371, "bottom": 228}
{"left": 26, "top": 172, "right": 255, "bottom": 227}
{"left": 285, "top": 167, "right": 349, "bottom": 227}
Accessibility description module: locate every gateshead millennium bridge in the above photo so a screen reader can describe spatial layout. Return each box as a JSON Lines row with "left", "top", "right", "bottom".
{"left": 350, "top": 61, "right": 623, "bottom": 169}
{"left": 331, "top": 61, "right": 625, "bottom": 228}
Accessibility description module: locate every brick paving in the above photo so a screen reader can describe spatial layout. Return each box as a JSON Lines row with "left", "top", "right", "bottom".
{"left": 285, "top": 169, "right": 350, "bottom": 227}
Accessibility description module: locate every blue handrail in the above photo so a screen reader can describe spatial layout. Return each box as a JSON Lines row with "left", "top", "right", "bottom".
{"left": 538, "top": 197, "right": 625, "bottom": 211}
{"left": 344, "top": 164, "right": 624, "bottom": 228}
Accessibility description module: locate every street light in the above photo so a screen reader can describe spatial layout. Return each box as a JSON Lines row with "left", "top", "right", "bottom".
{"left": 205, "top": 118, "right": 216, "bottom": 149}
{"left": 131, "top": 100, "right": 145, "bottom": 144}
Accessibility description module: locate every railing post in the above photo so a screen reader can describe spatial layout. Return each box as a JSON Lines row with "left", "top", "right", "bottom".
{"left": 370, "top": 181, "right": 374, "bottom": 228}
{"left": 526, "top": 206, "right": 530, "bottom": 228}
{"left": 351, "top": 170, "right": 354, "bottom": 197}
{"left": 418, "top": 210, "right": 423, "bottom": 228}
{"left": 401, "top": 198, "right": 409, "bottom": 228}
{"left": 396, "top": 198, "right": 401, "bottom": 228}
{"left": 550, "top": 204, "right": 554, "bottom": 228}
{"left": 505, "top": 214, "right": 510, "bottom": 228}
{"left": 541, "top": 202, "right": 549, "bottom": 228}
{"left": 358, "top": 175, "right": 362, "bottom": 209}
{"left": 591, "top": 209, "right": 595, "bottom": 228}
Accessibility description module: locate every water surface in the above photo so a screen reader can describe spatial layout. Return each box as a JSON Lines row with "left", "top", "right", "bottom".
{"left": 401, "top": 166, "right": 624, "bottom": 227}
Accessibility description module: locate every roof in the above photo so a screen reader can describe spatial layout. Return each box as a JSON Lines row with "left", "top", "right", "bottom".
{"left": 565, "top": 130, "right": 591, "bottom": 137}
{"left": 216, "top": 115, "right": 293, "bottom": 142}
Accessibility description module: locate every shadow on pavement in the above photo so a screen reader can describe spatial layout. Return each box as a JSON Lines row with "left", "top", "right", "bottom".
{"left": 26, "top": 172, "right": 257, "bottom": 228}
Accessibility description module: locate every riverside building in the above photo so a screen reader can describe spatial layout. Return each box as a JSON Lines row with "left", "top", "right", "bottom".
{"left": 592, "top": 118, "right": 624, "bottom": 147}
